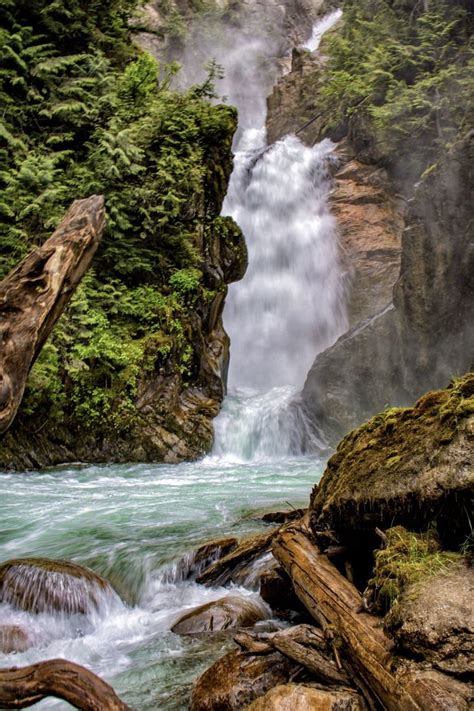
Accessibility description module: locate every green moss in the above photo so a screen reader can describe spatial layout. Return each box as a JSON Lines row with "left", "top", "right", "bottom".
{"left": 370, "top": 526, "right": 461, "bottom": 612}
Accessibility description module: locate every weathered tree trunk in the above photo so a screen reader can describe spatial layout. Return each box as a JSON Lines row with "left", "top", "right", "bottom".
{"left": 273, "top": 524, "right": 470, "bottom": 711}
{"left": 0, "top": 195, "right": 105, "bottom": 434}
{"left": 0, "top": 659, "right": 131, "bottom": 710}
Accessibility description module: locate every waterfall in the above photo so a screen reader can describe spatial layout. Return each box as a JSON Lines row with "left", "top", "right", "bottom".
{"left": 210, "top": 12, "right": 347, "bottom": 460}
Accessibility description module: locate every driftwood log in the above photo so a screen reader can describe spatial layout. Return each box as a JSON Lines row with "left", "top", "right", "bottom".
{"left": 0, "top": 659, "right": 131, "bottom": 710}
{"left": 273, "top": 524, "right": 471, "bottom": 711}
{"left": 234, "top": 624, "right": 350, "bottom": 687}
{"left": 0, "top": 195, "right": 105, "bottom": 434}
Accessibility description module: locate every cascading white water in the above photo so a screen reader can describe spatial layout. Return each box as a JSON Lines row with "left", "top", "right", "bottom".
{"left": 212, "top": 10, "right": 347, "bottom": 460}
{"left": 303, "top": 8, "right": 343, "bottom": 52}
{"left": 223, "top": 132, "right": 346, "bottom": 391}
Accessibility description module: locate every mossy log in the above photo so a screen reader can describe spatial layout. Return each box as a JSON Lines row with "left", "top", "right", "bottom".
{"left": 273, "top": 524, "right": 470, "bottom": 710}
{"left": 0, "top": 195, "right": 105, "bottom": 434}
{"left": 0, "top": 659, "right": 131, "bottom": 710}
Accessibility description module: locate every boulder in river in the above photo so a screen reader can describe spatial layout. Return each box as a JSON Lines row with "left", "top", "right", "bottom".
{"left": 190, "top": 649, "right": 299, "bottom": 711}
{"left": 196, "top": 530, "right": 278, "bottom": 587}
{"left": 0, "top": 558, "right": 119, "bottom": 615}
{"left": 171, "top": 595, "right": 268, "bottom": 635}
{"left": 310, "top": 374, "right": 474, "bottom": 549}
{"left": 244, "top": 683, "right": 367, "bottom": 710}
{"left": 0, "top": 625, "right": 31, "bottom": 653}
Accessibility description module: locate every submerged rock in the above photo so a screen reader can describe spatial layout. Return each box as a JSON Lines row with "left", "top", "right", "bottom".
{"left": 190, "top": 650, "right": 299, "bottom": 711}
{"left": 0, "top": 558, "right": 119, "bottom": 615}
{"left": 386, "top": 560, "right": 474, "bottom": 678}
{"left": 310, "top": 374, "right": 474, "bottom": 549}
{"left": 196, "top": 530, "right": 278, "bottom": 587}
{"left": 171, "top": 595, "right": 267, "bottom": 635}
{"left": 244, "top": 683, "right": 366, "bottom": 710}
{"left": 0, "top": 625, "right": 31, "bottom": 653}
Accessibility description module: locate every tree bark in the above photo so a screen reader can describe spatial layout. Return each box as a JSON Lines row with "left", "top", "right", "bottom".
{"left": 273, "top": 524, "right": 470, "bottom": 710}
{"left": 0, "top": 195, "right": 105, "bottom": 434}
{"left": 0, "top": 659, "right": 131, "bottom": 710}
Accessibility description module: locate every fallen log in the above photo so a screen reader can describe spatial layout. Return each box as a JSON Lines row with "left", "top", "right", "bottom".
{"left": 0, "top": 195, "right": 105, "bottom": 434}
{"left": 270, "top": 625, "right": 350, "bottom": 687}
{"left": 233, "top": 625, "right": 350, "bottom": 686}
{"left": 0, "top": 659, "right": 131, "bottom": 710}
{"left": 273, "top": 524, "right": 471, "bottom": 710}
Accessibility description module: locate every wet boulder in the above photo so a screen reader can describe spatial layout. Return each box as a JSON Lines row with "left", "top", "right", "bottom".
{"left": 190, "top": 650, "right": 299, "bottom": 711}
{"left": 244, "top": 683, "right": 367, "bottom": 710}
{"left": 0, "top": 558, "right": 119, "bottom": 615}
{"left": 171, "top": 595, "right": 268, "bottom": 635}
{"left": 0, "top": 625, "right": 31, "bottom": 653}
{"left": 310, "top": 375, "right": 474, "bottom": 550}
{"left": 386, "top": 560, "right": 474, "bottom": 677}
{"left": 196, "top": 530, "right": 278, "bottom": 587}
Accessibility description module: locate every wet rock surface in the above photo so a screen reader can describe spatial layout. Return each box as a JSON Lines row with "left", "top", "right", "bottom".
{"left": 386, "top": 561, "right": 474, "bottom": 678}
{"left": 244, "top": 682, "right": 367, "bottom": 710}
{"left": 0, "top": 625, "right": 31, "bottom": 653}
{"left": 171, "top": 595, "right": 268, "bottom": 635}
{"left": 196, "top": 530, "right": 278, "bottom": 587}
{"left": 0, "top": 558, "right": 117, "bottom": 615}
{"left": 310, "top": 374, "right": 474, "bottom": 549}
{"left": 190, "top": 650, "right": 299, "bottom": 711}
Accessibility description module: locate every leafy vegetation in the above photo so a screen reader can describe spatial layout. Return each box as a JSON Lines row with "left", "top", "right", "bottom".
{"left": 320, "top": 0, "right": 473, "bottom": 172}
{"left": 0, "top": 0, "right": 238, "bottom": 430}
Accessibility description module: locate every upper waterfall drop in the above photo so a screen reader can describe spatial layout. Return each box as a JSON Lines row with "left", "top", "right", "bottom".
{"left": 222, "top": 131, "right": 347, "bottom": 392}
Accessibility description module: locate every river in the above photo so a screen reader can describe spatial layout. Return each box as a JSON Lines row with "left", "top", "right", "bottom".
{"left": 0, "top": 10, "right": 344, "bottom": 709}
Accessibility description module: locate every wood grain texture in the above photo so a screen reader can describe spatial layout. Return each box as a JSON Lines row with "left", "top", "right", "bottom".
{"left": 0, "top": 195, "right": 105, "bottom": 434}
{"left": 0, "top": 659, "right": 131, "bottom": 710}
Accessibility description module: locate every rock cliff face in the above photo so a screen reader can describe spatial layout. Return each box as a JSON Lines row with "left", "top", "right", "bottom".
{"left": 303, "top": 132, "right": 474, "bottom": 444}
{"left": 0, "top": 200, "right": 246, "bottom": 469}
{"left": 266, "top": 15, "right": 473, "bottom": 445}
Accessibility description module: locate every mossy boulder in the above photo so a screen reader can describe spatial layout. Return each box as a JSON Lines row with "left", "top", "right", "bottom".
{"left": 310, "top": 374, "right": 474, "bottom": 548}
{"left": 0, "top": 558, "right": 119, "bottom": 615}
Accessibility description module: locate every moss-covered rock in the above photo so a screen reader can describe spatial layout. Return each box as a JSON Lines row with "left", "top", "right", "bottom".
{"left": 310, "top": 374, "right": 474, "bottom": 548}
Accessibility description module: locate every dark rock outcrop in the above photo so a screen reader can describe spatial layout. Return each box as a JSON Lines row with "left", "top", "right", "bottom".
{"left": 303, "top": 132, "right": 474, "bottom": 444}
